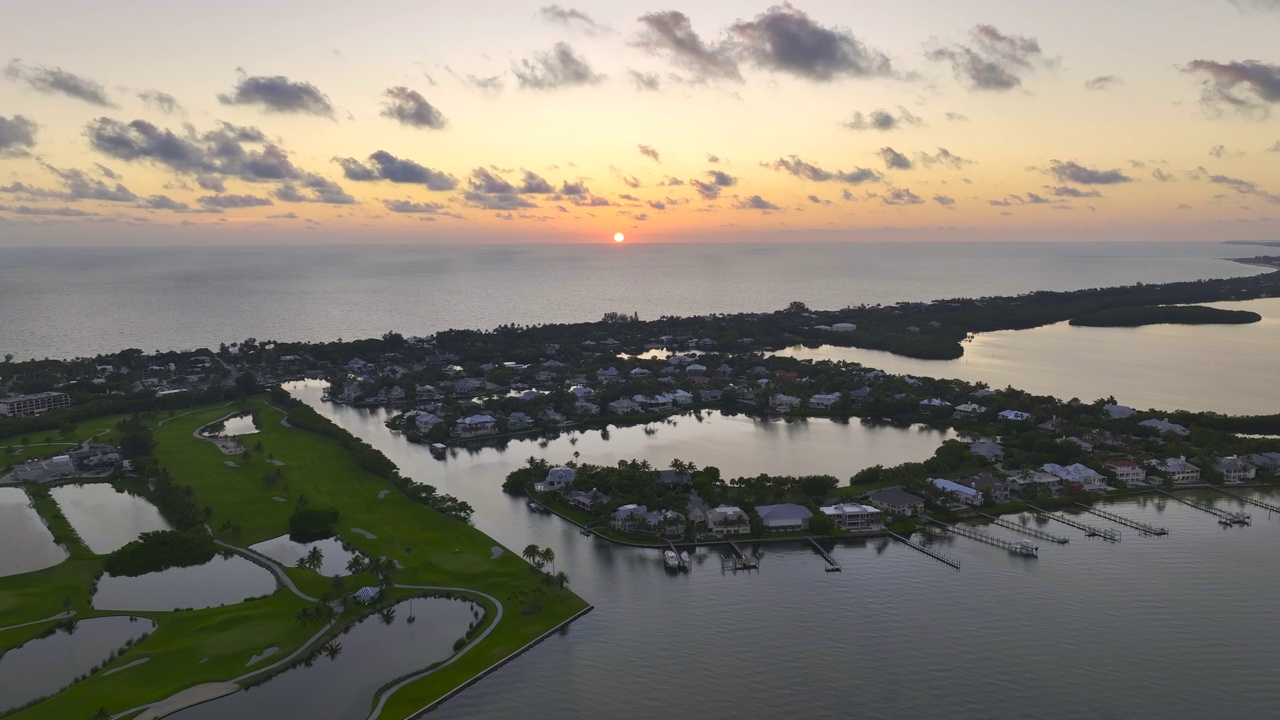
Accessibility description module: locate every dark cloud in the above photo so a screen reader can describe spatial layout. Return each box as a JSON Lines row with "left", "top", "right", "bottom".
{"left": 734, "top": 195, "right": 779, "bottom": 210}
{"left": 629, "top": 70, "right": 662, "bottom": 91}
{"left": 380, "top": 87, "right": 447, "bottom": 129}
{"left": 454, "top": 70, "right": 504, "bottom": 92}
{"left": 932, "top": 194, "right": 955, "bottom": 206}
{"left": 877, "top": 147, "right": 913, "bottom": 170}
{"left": 728, "top": 4, "right": 892, "bottom": 81}
{"left": 197, "top": 193, "right": 274, "bottom": 208}
{"left": 336, "top": 151, "right": 457, "bottom": 190}
{"left": 841, "top": 189, "right": 854, "bottom": 201}
{"left": 1049, "top": 160, "right": 1132, "bottom": 185}
{"left": 571, "top": 195, "right": 611, "bottom": 207}
{"left": 383, "top": 199, "right": 445, "bottom": 213}
{"left": 43, "top": 164, "right": 138, "bottom": 202}
{"left": 218, "top": 73, "right": 334, "bottom": 117}
{"left": 1152, "top": 169, "right": 1176, "bottom": 182}
{"left": 469, "top": 168, "right": 516, "bottom": 194}
{"left": 842, "top": 107, "right": 921, "bottom": 131}
{"left": 513, "top": 42, "right": 604, "bottom": 90}
{"left": 707, "top": 154, "right": 721, "bottom": 163}
{"left": 989, "top": 198, "right": 1014, "bottom": 206}
{"left": 1209, "top": 144, "right": 1244, "bottom": 158}
{"left": 638, "top": 144, "right": 661, "bottom": 162}
{"left": 635, "top": 11, "right": 741, "bottom": 82}
{"left": 1045, "top": 185, "right": 1102, "bottom": 198}
{"left": 945, "top": 112, "right": 969, "bottom": 122}
{"left": 916, "top": 147, "right": 972, "bottom": 168}
{"left": 648, "top": 199, "right": 667, "bottom": 210}
{"left": 537, "top": 5, "right": 609, "bottom": 34}
{"left": 689, "top": 179, "right": 722, "bottom": 200}
{"left": 518, "top": 170, "right": 556, "bottom": 193}
{"left": 0, "top": 115, "right": 38, "bottom": 156}
{"left": 659, "top": 176, "right": 685, "bottom": 186}
{"left": 137, "top": 90, "right": 181, "bottom": 114}
{"left": 926, "top": 25, "right": 1053, "bottom": 91}
{"left": 4, "top": 60, "right": 113, "bottom": 106}
{"left": 0, "top": 204, "right": 99, "bottom": 217}
{"left": 1084, "top": 75, "right": 1123, "bottom": 91}
{"left": 560, "top": 180, "right": 589, "bottom": 195}
{"left": 1209, "top": 173, "right": 1280, "bottom": 204}
{"left": 769, "top": 155, "right": 882, "bottom": 184}
{"left": 1018, "top": 192, "right": 1052, "bottom": 204}
{"left": 275, "top": 173, "right": 356, "bottom": 204}
{"left": 708, "top": 170, "right": 737, "bottom": 187}
{"left": 882, "top": 187, "right": 924, "bottom": 205}
{"left": 137, "top": 194, "right": 189, "bottom": 210}
{"left": 1182, "top": 60, "right": 1280, "bottom": 116}
{"left": 463, "top": 191, "right": 537, "bottom": 210}
{"left": 622, "top": 175, "right": 642, "bottom": 188}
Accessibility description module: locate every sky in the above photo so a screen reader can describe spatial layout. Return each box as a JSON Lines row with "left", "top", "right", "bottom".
{"left": 1, "top": 0, "right": 1279, "bottom": 245}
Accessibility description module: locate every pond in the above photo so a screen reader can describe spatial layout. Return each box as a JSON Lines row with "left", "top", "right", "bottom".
{"left": 167, "top": 596, "right": 478, "bottom": 720}
{"left": 0, "top": 487, "right": 68, "bottom": 577}
{"left": 248, "top": 535, "right": 358, "bottom": 577}
{"left": 218, "top": 413, "right": 260, "bottom": 436}
{"left": 0, "top": 616, "right": 155, "bottom": 714}
{"left": 92, "top": 554, "right": 277, "bottom": 612}
{"left": 49, "top": 483, "right": 171, "bottom": 554}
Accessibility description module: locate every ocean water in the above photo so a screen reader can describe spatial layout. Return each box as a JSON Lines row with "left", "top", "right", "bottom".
{"left": 0, "top": 242, "right": 1265, "bottom": 361}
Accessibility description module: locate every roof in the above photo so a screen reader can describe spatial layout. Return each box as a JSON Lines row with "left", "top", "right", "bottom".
{"left": 546, "top": 467, "right": 576, "bottom": 483}
{"left": 819, "top": 503, "right": 880, "bottom": 516}
{"left": 931, "top": 478, "right": 981, "bottom": 497}
{"left": 755, "top": 503, "right": 813, "bottom": 526}
{"left": 869, "top": 488, "right": 925, "bottom": 507}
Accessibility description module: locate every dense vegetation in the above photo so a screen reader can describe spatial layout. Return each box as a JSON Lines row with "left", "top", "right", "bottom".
{"left": 288, "top": 507, "right": 341, "bottom": 541}
{"left": 103, "top": 530, "right": 217, "bottom": 577}
{"left": 1069, "top": 305, "right": 1261, "bottom": 327}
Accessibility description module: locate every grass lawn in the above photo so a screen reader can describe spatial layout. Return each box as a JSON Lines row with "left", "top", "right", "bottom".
{"left": 2, "top": 396, "right": 587, "bottom": 720}
{"left": 0, "top": 413, "right": 128, "bottom": 466}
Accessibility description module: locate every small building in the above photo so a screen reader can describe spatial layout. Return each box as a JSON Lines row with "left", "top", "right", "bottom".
{"left": 919, "top": 398, "right": 951, "bottom": 408}
{"left": 699, "top": 389, "right": 723, "bottom": 402}
{"left": 997, "top": 409, "right": 1032, "bottom": 422}
{"left": 958, "top": 473, "right": 1013, "bottom": 504}
{"left": 1104, "top": 459, "right": 1149, "bottom": 486}
{"left": 352, "top": 586, "right": 380, "bottom": 605}
{"left": 818, "top": 503, "right": 882, "bottom": 530}
{"left": 685, "top": 364, "right": 707, "bottom": 375}
{"left": 755, "top": 503, "right": 813, "bottom": 532}
{"left": 671, "top": 389, "right": 695, "bottom": 406}
{"left": 1153, "top": 457, "right": 1201, "bottom": 485}
{"left": 867, "top": 488, "right": 925, "bottom": 516}
{"left": 607, "top": 398, "right": 642, "bottom": 415}
{"left": 1006, "top": 470, "right": 1063, "bottom": 495}
{"left": 413, "top": 412, "right": 444, "bottom": 432}
{"left": 596, "top": 367, "right": 621, "bottom": 384}
{"left": 574, "top": 400, "right": 601, "bottom": 416}
{"left": 453, "top": 414, "right": 498, "bottom": 438}
{"left": 506, "top": 412, "right": 535, "bottom": 431}
{"left": 535, "top": 466, "right": 577, "bottom": 493}
{"left": 0, "top": 391, "right": 72, "bottom": 417}
{"left": 630, "top": 367, "right": 653, "bottom": 378}
{"left": 706, "top": 505, "right": 751, "bottom": 536}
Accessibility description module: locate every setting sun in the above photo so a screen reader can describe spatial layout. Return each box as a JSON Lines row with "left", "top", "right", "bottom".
{"left": 614, "top": 233, "right": 625, "bottom": 243}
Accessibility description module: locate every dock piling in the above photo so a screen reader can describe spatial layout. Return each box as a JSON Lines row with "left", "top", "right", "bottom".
{"left": 1027, "top": 504, "right": 1121, "bottom": 542}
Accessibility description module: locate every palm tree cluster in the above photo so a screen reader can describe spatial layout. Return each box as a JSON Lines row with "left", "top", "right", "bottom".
{"left": 295, "top": 546, "right": 325, "bottom": 571}
{"left": 520, "top": 544, "right": 569, "bottom": 589}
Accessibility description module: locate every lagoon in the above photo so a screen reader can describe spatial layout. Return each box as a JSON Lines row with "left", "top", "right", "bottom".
{"left": 49, "top": 483, "right": 171, "bottom": 555}
{"left": 0, "top": 487, "right": 67, "bottom": 577}
{"left": 92, "top": 555, "right": 277, "bottom": 612}
{"left": 0, "top": 616, "right": 155, "bottom": 713}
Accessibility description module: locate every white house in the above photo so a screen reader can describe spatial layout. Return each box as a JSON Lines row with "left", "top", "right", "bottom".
{"left": 705, "top": 505, "right": 751, "bottom": 536}
{"left": 413, "top": 412, "right": 444, "bottom": 432}
{"left": 953, "top": 403, "right": 985, "bottom": 418}
{"left": 1103, "top": 403, "right": 1136, "bottom": 419}
{"left": 818, "top": 503, "right": 882, "bottom": 530}
{"left": 1153, "top": 457, "right": 1201, "bottom": 484}
{"left": 506, "top": 411, "right": 535, "bottom": 430}
{"left": 997, "top": 409, "right": 1032, "bottom": 422}
{"left": 1041, "top": 463, "right": 1109, "bottom": 492}
{"left": 596, "top": 367, "right": 621, "bottom": 383}
{"left": 672, "top": 389, "right": 695, "bottom": 405}
{"left": 770, "top": 394, "right": 803, "bottom": 413}
{"left": 610, "top": 504, "right": 650, "bottom": 532}
{"left": 607, "top": 398, "right": 642, "bottom": 415}
{"left": 685, "top": 364, "right": 707, "bottom": 375}
{"left": 930, "top": 478, "right": 985, "bottom": 506}
{"left": 809, "top": 393, "right": 841, "bottom": 409}
{"left": 867, "top": 488, "right": 926, "bottom": 516}
{"left": 630, "top": 367, "right": 653, "bottom": 378}
{"left": 1214, "top": 456, "right": 1255, "bottom": 484}
{"left": 454, "top": 414, "right": 498, "bottom": 438}
{"left": 534, "top": 466, "right": 577, "bottom": 493}
{"left": 1104, "top": 460, "right": 1149, "bottom": 486}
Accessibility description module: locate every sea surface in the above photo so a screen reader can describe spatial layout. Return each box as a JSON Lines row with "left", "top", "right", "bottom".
{"left": 0, "top": 242, "right": 1266, "bottom": 361}
{"left": 290, "top": 382, "right": 1280, "bottom": 720}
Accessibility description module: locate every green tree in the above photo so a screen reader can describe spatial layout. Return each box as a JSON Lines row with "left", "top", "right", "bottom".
{"left": 522, "top": 544, "right": 541, "bottom": 568}
{"left": 539, "top": 547, "right": 556, "bottom": 574}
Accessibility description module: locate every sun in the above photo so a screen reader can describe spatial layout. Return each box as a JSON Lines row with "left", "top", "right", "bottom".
{"left": 613, "top": 232, "right": 625, "bottom": 243}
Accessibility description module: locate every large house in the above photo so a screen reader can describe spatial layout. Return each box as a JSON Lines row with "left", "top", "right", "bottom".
{"left": 1244, "top": 452, "right": 1280, "bottom": 469}
{"left": 969, "top": 440, "right": 1005, "bottom": 462}
{"left": 607, "top": 398, "right": 642, "bottom": 415}
{"left": 809, "top": 393, "right": 841, "bottom": 409}
{"left": 818, "top": 503, "right": 882, "bottom": 530}
{"left": 1103, "top": 459, "right": 1149, "bottom": 487}
{"left": 1152, "top": 457, "right": 1201, "bottom": 484}
{"left": 770, "top": 394, "right": 802, "bottom": 413}
{"left": 997, "top": 409, "right": 1032, "bottom": 422}
{"left": 610, "top": 504, "right": 650, "bottom": 532}
{"left": 706, "top": 505, "right": 751, "bottom": 536}
{"left": 453, "top": 414, "right": 498, "bottom": 438}
{"left": 953, "top": 402, "right": 985, "bottom": 418}
{"left": 867, "top": 488, "right": 925, "bottom": 516}
{"left": 567, "top": 488, "right": 609, "bottom": 511}
{"left": 1041, "top": 463, "right": 1109, "bottom": 492}
{"left": 1006, "top": 470, "right": 1063, "bottom": 495}
{"left": 755, "top": 503, "right": 813, "bottom": 532}
{"left": 958, "top": 473, "right": 1013, "bottom": 504}
{"left": 1139, "top": 418, "right": 1190, "bottom": 437}
{"left": 534, "top": 466, "right": 576, "bottom": 493}
{"left": 930, "top": 478, "right": 984, "bottom": 506}
{"left": 1214, "top": 456, "right": 1255, "bottom": 484}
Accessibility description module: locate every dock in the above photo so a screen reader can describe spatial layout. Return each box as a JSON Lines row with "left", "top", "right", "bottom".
{"left": 1155, "top": 489, "right": 1250, "bottom": 525}
{"left": 1206, "top": 486, "right": 1280, "bottom": 516}
{"left": 721, "top": 540, "right": 759, "bottom": 572}
{"left": 1027, "top": 505, "right": 1121, "bottom": 542}
{"left": 977, "top": 513, "right": 1070, "bottom": 544}
{"left": 807, "top": 537, "right": 841, "bottom": 572}
{"left": 887, "top": 531, "right": 960, "bottom": 569}
{"left": 1074, "top": 502, "right": 1168, "bottom": 536}
{"left": 929, "top": 519, "right": 1038, "bottom": 557}
{"left": 667, "top": 540, "right": 689, "bottom": 570}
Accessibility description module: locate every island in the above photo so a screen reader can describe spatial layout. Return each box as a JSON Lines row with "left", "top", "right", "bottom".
{"left": 1068, "top": 305, "right": 1262, "bottom": 328}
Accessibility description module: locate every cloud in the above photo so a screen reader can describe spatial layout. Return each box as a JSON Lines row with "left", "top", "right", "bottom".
{"left": 1209, "top": 173, "right": 1280, "bottom": 204}
{"left": 932, "top": 194, "right": 955, "bottom": 206}
{"left": 218, "top": 72, "right": 334, "bottom": 116}
{"left": 634, "top": 11, "right": 741, "bottom": 82}
{"left": 560, "top": 179, "right": 589, "bottom": 195}
{"left": 659, "top": 176, "right": 685, "bottom": 186}
{"left": 1045, "top": 185, "right": 1102, "bottom": 198}
{"left": 1182, "top": 59, "right": 1280, "bottom": 116}
{"left": 4, "top": 60, "right": 114, "bottom": 106}
{"left": 1049, "top": 160, "right": 1132, "bottom": 184}
{"left": 42, "top": 164, "right": 138, "bottom": 202}
{"left": 768, "top": 155, "right": 882, "bottom": 184}
{"left": 274, "top": 173, "right": 356, "bottom": 204}
{"left": 916, "top": 147, "right": 972, "bottom": 168}
{"left": 1152, "top": 169, "right": 1176, "bottom": 182}
{"left": 0, "top": 204, "right": 99, "bottom": 217}
{"left": 197, "top": 193, "right": 274, "bottom": 208}
{"left": 728, "top": 4, "right": 892, "bottom": 81}
{"left": 926, "top": 25, "right": 1054, "bottom": 91}
{"left": 456, "top": 71, "right": 504, "bottom": 92}
{"left": 989, "top": 198, "right": 1013, "bottom": 206}
{"left": 1084, "top": 75, "right": 1123, "bottom": 91}
{"left": 571, "top": 195, "right": 611, "bottom": 207}
{"left": 463, "top": 191, "right": 538, "bottom": 210}
{"left": 944, "top": 112, "right": 969, "bottom": 122}
{"left": 336, "top": 151, "right": 457, "bottom": 190}
{"left": 842, "top": 107, "right": 921, "bottom": 131}
{"left": 1267, "top": 140, "right": 1280, "bottom": 152}
{"left": 882, "top": 187, "right": 924, "bottom": 205}
{"left": 137, "top": 194, "right": 189, "bottom": 210}
{"left": 877, "top": 147, "right": 913, "bottom": 170}
{"left": 638, "top": 144, "right": 661, "bottom": 162}
{"left": 268, "top": 212, "right": 299, "bottom": 219}
{"left": 708, "top": 170, "right": 737, "bottom": 186}
{"left": 1230, "top": 1, "right": 1280, "bottom": 12}
{"left": 648, "top": 200, "right": 666, "bottom": 210}
{"left": 382, "top": 199, "right": 445, "bottom": 213}
{"left": 469, "top": 167, "right": 516, "bottom": 194}
{"left": 689, "top": 179, "right": 722, "bottom": 200}
{"left": 518, "top": 170, "right": 557, "bottom": 193}
{"left": 629, "top": 71, "right": 662, "bottom": 91}
{"left": 380, "top": 87, "right": 447, "bottom": 129}
{"left": 537, "top": 5, "right": 610, "bottom": 34}
{"left": 513, "top": 42, "right": 604, "bottom": 90}
{"left": 1209, "top": 144, "right": 1243, "bottom": 158}
{"left": 0, "top": 115, "right": 38, "bottom": 156}
{"left": 734, "top": 195, "right": 779, "bottom": 210}
{"left": 137, "top": 90, "right": 181, "bottom": 114}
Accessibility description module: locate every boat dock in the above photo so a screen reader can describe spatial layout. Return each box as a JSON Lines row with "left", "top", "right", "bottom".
{"left": 930, "top": 519, "right": 1038, "bottom": 557}
{"left": 887, "top": 531, "right": 960, "bottom": 569}
{"left": 977, "top": 513, "right": 1070, "bottom": 544}
{"left": 1027, "top": 505, "right": 1121, "bottom": 542}
{"left": 1074, "top": 503, "right": 1168, "bottom": 536}
{"left": 721, "top": 540, "right": 759, "bottom": 571}
{"left": 1156, "top": 489, "right": 1250, "bottom": 525}
{"left": 1206, "top": 486, "right": 1280, "bottom": 516}
{"left": 807, "top": 537, "right": 841, "bottom": 572}
{"left": 667, "top": 540, "right": 689, "bottom": 570}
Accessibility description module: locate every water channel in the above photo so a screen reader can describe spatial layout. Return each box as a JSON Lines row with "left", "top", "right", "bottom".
{"left": 92, "top": 555, "right": 277, "bottom": 612}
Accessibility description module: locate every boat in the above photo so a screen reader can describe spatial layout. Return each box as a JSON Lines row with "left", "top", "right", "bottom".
{"left": 679, "top": 550, "right": 691, "bottom": 566}
{"left": 663, "top": 550, "right": 679, "bottom": 569}
{"left": 1010, "top": 539, "right": 1039, "bottom": 557}
{"left": 428, "top": 443, "right": 447, "bottom": 458}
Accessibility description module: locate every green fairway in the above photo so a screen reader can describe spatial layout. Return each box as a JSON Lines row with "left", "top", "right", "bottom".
{"left": 0, "top": 413, "right": 128, "bottom": 466}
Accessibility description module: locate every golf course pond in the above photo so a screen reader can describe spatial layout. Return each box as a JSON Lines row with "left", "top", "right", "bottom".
{"left": 0, "top": 616, "right": 155, "bottom": 713}
{"left": 49, "top": 483, "right": 171, "bottom": 554}
{"left": 248, "top": 534, "right": 358, "bottom": 577}
{"left": 92, "top": 554, "right": 277, "bottom": 612}
{"left": 0, "top": 487, "right": 67, "bottom": 578}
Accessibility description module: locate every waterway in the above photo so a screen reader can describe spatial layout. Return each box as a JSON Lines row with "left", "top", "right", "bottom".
{"left": 290, "top": 381, "right": 1280, "bottom": 720}
{"left": 773, "top": 298, "right": 1280, "bottom": 416}
{"left": 168, "top": 597, "right": 476, "bottom": 720}
{"left": 0, "top": 616, "right": 155, "bottom": 713}
{"left": 49, "top": 483, "right": 171, "bottom": 555}
{"left": 0, "top": 487, "right": 67, "bottom": 577}
{"left": 92, "top": 555, "right": 277, "bottom": 612}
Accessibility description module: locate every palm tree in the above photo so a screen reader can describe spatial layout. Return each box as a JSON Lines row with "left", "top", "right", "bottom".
{"left": 539, "top": 547, "right": 556, "bottom": 574}
{"left": 93, "top": 709, "right": 111, "bottom": 720}
{"left": 345, "top": 555, "right": 366, "bottom": 575}
{"left": 522, "top": 544, "right": 541, "bottom": 568}
{"left": 329, "top": 575, "right": 347, "bottom": 597}
{"left": 554, "top": 571, "right": 569, "bottom": 590}
{"left": 304, "top": 546, "right": 325, "bottom": 571}
{"left": 322, "top": 640, "right": 343, "bottom": 660}
{"left": 294, "top": 607, "right": 315, "bottom": 626}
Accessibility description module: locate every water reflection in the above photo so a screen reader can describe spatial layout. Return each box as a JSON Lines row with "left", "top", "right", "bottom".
{"left": 0, "top": 616, "right": 154, "bottom": 713}
{"left": 248, "top": 535, "right": 357, "bottom": 577}
{"left": 93, "top": 555, "right": 276, "bottom": 612}
{"left": 49, "top": 483, "right": 171, "bottom": 554}
{"left": 0, "top": 487, "right": 68, "bottom": 577}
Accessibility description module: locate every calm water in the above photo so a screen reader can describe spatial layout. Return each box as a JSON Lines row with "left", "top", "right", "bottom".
{"left": 248, "top": 535, "right": 357, "bottom": 577}
{"left": 0, "top": 242, "right": 1265, "bottom": 360}
{"left": 774, "top": 297, "right": 1280, "bottom": 416}
{"left": 49, "top": 483, "right": 171, "bottom": 555}
{"left": 169, "top": 597, "right": 475, "bottom": 720}
{"left": 92, "top": 555, "right": 276, "bottom": 612}
{"left": 0, "top": 487, "right": 67, "bottom": 577}
{"left": 0, "top": 616, "right": 154, "bottom": 713}
{"left": 217, "top": 414, "right": 259, "bottom": 436}
{"left": 289, "top": 382, "right": 1280, "bottom": 720}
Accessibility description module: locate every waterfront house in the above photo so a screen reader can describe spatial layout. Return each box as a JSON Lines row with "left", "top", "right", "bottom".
{"left": 953, "top": 402, "right": 985, "bottom": 418}
{"left": 809, "top": 393, "right": 841, "bottom": 409}
{"left": 672, "top": 389, "right": 695, "bottom": 405}
{"left": 535, "top": 466, "right": 577, "bottom": 493}
{"left": 1244, "top": 452, "right": 1280, "bottom": 469}
{"left": 959, "top": 473, "right": 1012, "bottom": 504}
{"left": 610, "top": 504, "right": 650, "bottom": 532}
{"left": 506, "top": 412, "right": 535, "bottom": 431}
{"left": 848, "top": 387, "right": 873, "bottom": 406}
{"left": 1041, "top": 463, "right": 1109, "bottom": 492}
{"left": 686, "top": 491, "right": 710, "bottom": 526}
{"left": 574, "top": 400, "right": 601, "bottom": 416}
{"left": 868, "top": 488, "right": 925, "bottom": 516}
{"left": 1006, "top": 470, "right": 1062, "bottom": 495}
{"left": 453, "top": 414, "right": 498, "bottom": 438}
{"left": 930, "top": 478, "right": 984, "bottom": 506}
{"left": 633, "top": 393, "right": 675, "bottom": 411}
{"left": 1152, "top": 457, "right": 1201, "bottom": 484}
{"left": 1139, "top": 418, "right": 1190, "bottom": 437}
{"left": 1103, "top": 403, "right": 1136, "bottom": 419}
{"left": 607, "top": 398, "right": 642, "bottom": 415}
{"left": 770, "top": 394, "right": 802, "bottom": 413}
{"left": 818, "top": 503, "right": 882, "bottom": 530}
{"left": 413, "top": 412, "right": 445, "bottom": 432}
{"left": 969, "top": 440, "right": 1005, "bottom": 462}
{"left": 755, "top": 503, "right": 813, "bottom": 532}
{"left": 1214, "top": 456, "right": 1256, "bottom": 484}
{"left": 706, "top": 505, "right": 752, "bottom": 536}
{"left": 596, "top": 367, "right": 621, "bottom": 384}
{"left": 1103, "top": 459, "right": 1149, "bottom": 487}
{"left": 567, "top": 488, "right": 609, "bottom": 511}
{"left": 997, "top": 409, "right": 1032, "bottom": 422}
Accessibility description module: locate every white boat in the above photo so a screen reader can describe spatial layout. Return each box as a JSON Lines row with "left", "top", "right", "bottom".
{"left": 428, "top": 443, "right": 447, "bottom": 457}
{"left": 663, "top": 550, "right": 679, "bottom": 569}
{"left": 679, "top": 551, "right": 691, "bottom": 565}
{"left": 1010, "top": 539, "right": 1038, "bottom": 557}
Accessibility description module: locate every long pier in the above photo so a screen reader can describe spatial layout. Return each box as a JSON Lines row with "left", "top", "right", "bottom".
{"left": 1206, "top": 486, "right": 1280, "bottom": 516}
{"left": 807, "top": 537, "right": 841, "bottom": 571}
{"left": 1027, "top": 505, "right": 1121, "bottom": 542}
{"left": 1074, "top": 503, "right": 1168, "bottom": 536}
{"left": 930, "top": 520, "right": 1038, "bottom": 557}
{"left": 887, "top": 531, "right": 960, "bottom": 569}
{"left": 1155, "top": 489, "right": 1250, "bottom": 525}
{"left": 978, "top": 513, "right": 1070, "bottom": 544}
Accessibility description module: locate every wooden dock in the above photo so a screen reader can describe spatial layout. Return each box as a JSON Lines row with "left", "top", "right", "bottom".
{"left": 929, "top": 519, "right": 1038, "bottom": 557}
{"left": 721, "top": 540, "right": 758, "bottom": 571}
{"left": 1155, "top": 489, "right": 1250, "bottom": 525}
{"left": 1074, "top": 502, "right": 1168, "bottom": 536}
{"left": 667, "top": 540, "right": 689, "bottom": 569}
{"left": 977, "top": 512, "right": 1070, "bottom": 544}
{"left": 1206, "top": 486, "right": 1280, "bottom": 516}
{"left": 887, "top": 531, "right": 960, "bottom": 569}
{"left": 1027, "top": 505, "right": 1121, "bottom": 542}
{"left": 807, "top": 537, "right": 841, "bottom": 572}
